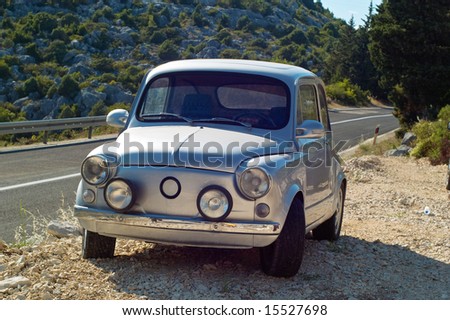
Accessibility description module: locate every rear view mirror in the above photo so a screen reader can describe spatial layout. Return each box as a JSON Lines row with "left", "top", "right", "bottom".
{"left": 296, "top": 120, "right": 325, "bottom": 139}
{"left": 107, "top": 109, "right": 129, "bottom": 128}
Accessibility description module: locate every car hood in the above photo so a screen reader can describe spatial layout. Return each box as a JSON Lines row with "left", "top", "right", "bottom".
{"left": 98, "top": 126, "right": 293, "bottom": 173}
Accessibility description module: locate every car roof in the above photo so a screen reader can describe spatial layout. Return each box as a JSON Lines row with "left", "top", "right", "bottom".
{"left": 148, "top": 59, "right": 317, "bottom": 84}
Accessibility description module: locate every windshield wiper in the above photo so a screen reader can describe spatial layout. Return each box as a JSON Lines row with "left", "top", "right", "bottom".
{"left": 192, "top": 117, "right": 252, "bottom": 129}
{"left": 141, "top": 113, "right": 193, "bottom": 124}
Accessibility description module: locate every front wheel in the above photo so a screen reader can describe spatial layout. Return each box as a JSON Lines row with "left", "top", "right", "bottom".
{"left": 260, "top": 198, "right": 305, "bottom": 277}
{"left": 312, "top": 184, "right": 345, "bottom": 241}
{"left": 82, "top": 229, "right": 116, "bottom": 259}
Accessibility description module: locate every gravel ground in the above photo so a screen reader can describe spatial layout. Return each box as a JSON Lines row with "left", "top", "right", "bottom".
{"left": 0, "top": 155, "right": 449, "bottom": 300}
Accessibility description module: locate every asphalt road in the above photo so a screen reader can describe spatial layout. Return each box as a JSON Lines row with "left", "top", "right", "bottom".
{"left": 0, "top": 107, "right": 398, "bottom": 243}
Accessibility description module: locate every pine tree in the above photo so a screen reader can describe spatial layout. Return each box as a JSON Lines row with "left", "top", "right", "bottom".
{"left": 369, "top": 0, "right": 450, "bottom": 126}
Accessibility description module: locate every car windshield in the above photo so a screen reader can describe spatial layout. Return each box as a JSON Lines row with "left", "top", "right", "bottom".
{"left": 138, "top": 72, "right": 290, "bottom": 130}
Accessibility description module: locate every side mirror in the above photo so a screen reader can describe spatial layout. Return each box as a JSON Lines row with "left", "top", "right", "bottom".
{"left": 447, "top": 121, "right": 450, "bottom": 130}
{"left": 296, "top": 120, "right": 325, "bottom": 139}
{"left": 106, "top": 109, "right": 129, "bottom": 128}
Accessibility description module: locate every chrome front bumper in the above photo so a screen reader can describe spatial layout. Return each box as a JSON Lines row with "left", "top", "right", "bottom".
{"left": 74, "top": 205, "right": 280, "bottom": 248}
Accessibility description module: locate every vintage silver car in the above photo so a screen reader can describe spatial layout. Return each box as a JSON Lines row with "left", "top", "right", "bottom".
{"left": 74, "top": 59, "right": 346, "bottom": 277}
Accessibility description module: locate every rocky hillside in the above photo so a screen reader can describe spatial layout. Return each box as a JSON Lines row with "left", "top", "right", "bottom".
{"left": 0, "top": 0, "right": 344, "bottom": 121}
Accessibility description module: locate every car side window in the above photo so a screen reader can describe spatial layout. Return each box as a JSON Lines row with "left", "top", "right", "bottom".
{"left": 317, "top": 85, "right": 330, "bottom": 131}
{"left": 297, "top": 85, "right": 319, "bottom": 125}
{"left": 142, "top": 77, "right": 170, "bottom": 115}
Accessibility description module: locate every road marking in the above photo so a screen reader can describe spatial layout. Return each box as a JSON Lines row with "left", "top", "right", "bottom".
{"left": 331, "top": 114, "right": 393, "bottom": 125}
{"left": 0, "top": 173, "right": 81, "bottom": 192}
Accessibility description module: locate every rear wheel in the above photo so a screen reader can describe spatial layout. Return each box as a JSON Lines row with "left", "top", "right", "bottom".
{"left": 82, "top": 229, "right": 116, "bottom": 259}
{"left": 260, "top": 198, "right": 305, "bottom": 277}
{"left": 312, "top": 184, "right": 345, "bottom": 241}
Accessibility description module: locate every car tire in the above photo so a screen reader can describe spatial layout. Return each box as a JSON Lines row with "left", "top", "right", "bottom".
{"left": 260, "top": 198, "right": 305, "bottom": 277}
{"left": 312, "top": 184, "right": 345, "bottom": 241}
{"left": 82, "top": 229, "right": 116, "bottom": 259}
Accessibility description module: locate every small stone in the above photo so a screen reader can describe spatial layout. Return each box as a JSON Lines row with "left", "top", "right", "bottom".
{"left": 47, "top": 221, "right": 82, "bottom": 238}
{"left": 16, "top": 255, "right": 25, "bottom": 265}
{"left": 0, "top": 276, "right": 32, "bottom": 290}
{"left": 0, "top": 240, "right": 7, "bottom": 251}
{"left": 401, "top": 132, "right": 417, "bottom": 147}
{"left": 41, "top": 292, "right": 53, "bottom": 300}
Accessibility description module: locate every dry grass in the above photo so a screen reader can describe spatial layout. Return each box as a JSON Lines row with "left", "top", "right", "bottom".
{"left": 12, "top": 196, "right": 80, "bottom": 248}
{"left": 353, "top": 136, "right": 401, "bottom": 157}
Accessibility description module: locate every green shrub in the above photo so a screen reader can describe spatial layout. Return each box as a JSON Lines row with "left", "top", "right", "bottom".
{"left": 0, "top": 107, "right": 16, "bottom": 122}
{"left": 17, "top": 77, "right": 39, "bottom": 97}
{"left": 1, "top": 17, "right": 14, "bottom": 29}
{"left": 43, "top": 40, "right": 68, "bottom": 64}
{"left": 248, "top": 38, "right": 268, "bottom": 49}
{"left": 58, "top": 104, "right": 77, "bottom": 119}
{"left": 192, "top": 5, "right": 209, "bottom": 27}
{"left": 158, "top": 40, "right": 180, "bottom": 61}
{"left": 91, "top": 56, "right": 115, "bottom": 73}
{"left": 411, "top": 105, "right": 450, "bottom": 164}
{"left": 242, "top": 0, "right": 272, "bottom": 16}
{"left": 117, "top": 65, "right": 146, "bottom": 92}
{"left": 88, "top": 101, "right": 107, "bottom": 116}
{"left": 215, "top": 29, "right": 233, "bottom": 46}
{"left": 91, "top": 30, "right": 111, "bottom": 50}
{"left": 149, "top": 30, "right": 166, "bottom": 44}
{"left": 219, "top": 49, "right": 241, "bottom": 59}
{"left": 36, "top": 76, "right": 55, "bottom": 97}
{"left": 58, "top": 74, "right": 80, "bottom": 99}
{"left": 0, "top": 60, "right": 11, "bottom": 80}
{"left": 50, "top": 28, "right": 70, "bottom": 43}
{"left": 236, "top": 16, "right": 254, "bottom": 32}
{"left": 60, "top": 13, "right": 80, "bottom": 27}
{"left": 117, "top": 9, "right": 137, "bottom": 29}
{"left": 25, "top": 43, "right": 41, "bottom": 61}
{"left": 17, "top": 76, "right": 53, "bottom": 99}
{"left": 99, "top": 73, "right": 116, "bottom": 83}
{"left": 12, "top": 30, "right": 33, "bottom": 44}
{"left": 273, "top": 43, "right": 306, "bottom": 65}
{"left": 217, "top": 14, "right": 230, "bottom": 29}
{"left": 33, "top": 12, "right": 58, "bottom": 35}
{"left": 92, "top": 6, "right": 114, "bottom": 22}
{"left": 279, "top": 28, "right": 309, "bottom": 46}
{"left": 326, "top": 79, "right": 370, "bottom": 106}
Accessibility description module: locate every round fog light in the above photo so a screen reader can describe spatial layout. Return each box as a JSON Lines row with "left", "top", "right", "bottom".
{"left": 104, "top": 179, "right": 134, "bottom": 211}
{"left": 197, "top": 186, "right": 233, "bottom": 221}
{"left": 82, "top": 189, "right": 95, "bottom": 203}
{"left": 256, "top": 203, "right": 270, "bottom": 218}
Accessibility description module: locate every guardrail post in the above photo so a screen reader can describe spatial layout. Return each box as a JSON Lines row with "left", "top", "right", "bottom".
{"left": 88, "top": 126, "right": 93, "bottom": 139}
{"left": 43, "top": 131, "right": 48, "bottom": 144}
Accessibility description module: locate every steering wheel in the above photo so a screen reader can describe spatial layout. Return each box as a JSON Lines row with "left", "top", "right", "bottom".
{"left": 234, "top": 112, "right": 277, "bottom": 128}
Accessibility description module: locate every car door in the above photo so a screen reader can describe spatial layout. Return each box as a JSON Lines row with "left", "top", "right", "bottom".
{"left": 317, "top": 83, "right": 333, "bottom": 214}
{"left": 296, "top": 82, "right": 332, "bottom": 225}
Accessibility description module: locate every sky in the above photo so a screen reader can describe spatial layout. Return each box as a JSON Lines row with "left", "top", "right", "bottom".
{"left": 320, "top": 0, "right": 382, "bottom": 26}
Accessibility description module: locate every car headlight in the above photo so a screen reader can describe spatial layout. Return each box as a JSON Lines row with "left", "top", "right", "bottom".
{"left": 104, "top": 179, "right": 135, "bottom": 211}
{"left": 197, "top": 186, "right": 232, "bottom": 221}
{"left": 81, "top": 155, "right": 110, "bottom": 185}
{"left": 239, "top": 167, "right": 271, "bottom": 199}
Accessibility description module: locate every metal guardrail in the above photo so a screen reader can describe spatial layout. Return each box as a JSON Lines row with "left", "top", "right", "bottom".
{"left": 0, "top": 116, "right": 107, "bottom": 144}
